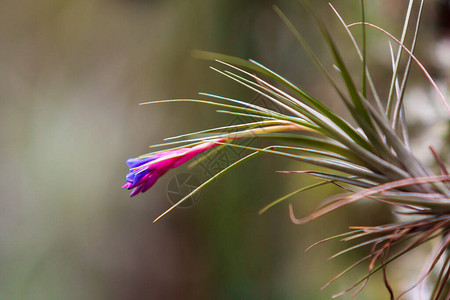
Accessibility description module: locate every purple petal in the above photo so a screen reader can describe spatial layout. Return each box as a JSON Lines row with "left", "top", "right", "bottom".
{"left": 129, "top": 185, "right": 145, "bottom": 197}
{"left": 126, "top": 156, "right": 156, "bottom": 168}
{"left": 130, "top": 169, "right": 150, "bottom": 186}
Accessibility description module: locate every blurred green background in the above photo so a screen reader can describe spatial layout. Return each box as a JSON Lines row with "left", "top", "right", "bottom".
{"left": 1, "top": 0, "right": 448, "bottom": 299}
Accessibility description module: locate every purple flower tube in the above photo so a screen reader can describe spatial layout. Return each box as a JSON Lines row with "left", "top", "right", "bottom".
{"left": 123, "top": 139, "right": 225, "bottom": 197}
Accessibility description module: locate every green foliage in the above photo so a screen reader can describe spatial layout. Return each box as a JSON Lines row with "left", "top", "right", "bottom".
{"left": 146, "top": 0, "right": 449, "bottom": 298}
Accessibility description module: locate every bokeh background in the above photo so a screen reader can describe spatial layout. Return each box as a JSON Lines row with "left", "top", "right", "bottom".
{"left": 0, "top": 0, "right": 448, "bottom": 299}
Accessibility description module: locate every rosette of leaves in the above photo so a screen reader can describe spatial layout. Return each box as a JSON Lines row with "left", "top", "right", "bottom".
{"left": 141, "top": 0, "right": 449, "bottom": 298}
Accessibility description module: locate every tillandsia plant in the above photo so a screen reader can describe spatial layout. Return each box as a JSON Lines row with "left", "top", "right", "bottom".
{"left": 123, "top": 0, "right": 450, "bottom": 298}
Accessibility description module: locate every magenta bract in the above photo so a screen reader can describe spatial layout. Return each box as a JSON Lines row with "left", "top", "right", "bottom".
{"left": 123, "top": 139, "right": 224, "bottom": 197}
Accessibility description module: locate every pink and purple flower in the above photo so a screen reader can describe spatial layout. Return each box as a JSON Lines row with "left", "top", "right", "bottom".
{"left": 123, "top": 139, "right": 225, "bottom": 197}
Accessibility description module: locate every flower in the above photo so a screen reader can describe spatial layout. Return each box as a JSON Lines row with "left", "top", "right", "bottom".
{"left": 123, "top": 124, "right": 304, "bottom": 197}
{"left": 123, "top": 139, "right": 225, "bottom": 197}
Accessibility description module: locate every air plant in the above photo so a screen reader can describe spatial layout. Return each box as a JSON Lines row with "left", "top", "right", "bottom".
{"left": 123, "top": 0, "right": 449, "bottom": 298}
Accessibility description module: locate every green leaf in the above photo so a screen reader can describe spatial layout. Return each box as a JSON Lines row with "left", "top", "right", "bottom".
{"left": 274, "top": 5, "right": 398, "bottom": 161}
{"left": 360, "top": 0, "right": 367, "bottom": 99}
{"left": 386, "top": 0, "right": 415, "bottom": 119}
{"left": 164, "top": 120, "right": 285, "bottom": 141}
{"left": 259, "top": 181, "right": 329, "bottom": 214}
{"left": 249, "top": 59, "right": 374, "bottom": 149}
{"left": 392, "top": 0, "right": 425, "bottom": 129}
{"left": 212, "top": 141, "right": 387, "bottom": 182}
{"left": 153, "top": 148, "right": 264, "bottom": 222}
{"left": 210, "top": 63, "right": 409, "bottom": 179}
{"left": 294, "top": 171, "right": 374, "bottom": 188}
{"left": 328, "top": 3, "right": 384, "bottom": 113}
